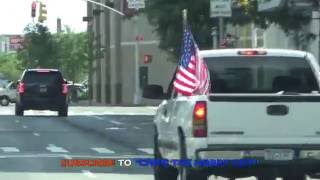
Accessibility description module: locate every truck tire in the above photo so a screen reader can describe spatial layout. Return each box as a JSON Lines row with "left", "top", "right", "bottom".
{"left": 0, "top": 96, "right": 9, "bottom": 106}
{"left": 256, "top": 170, "right": 277, "bottom": 180}
{"left": 15, "top": 104, "right": 24, "bottom": 116}
{"left": 58, "top": 106, "right": 68, "bottom": 117}
{"left": 178, "top": 129, "right": 207, "bottom": 180}
{"left": 283, "top": 173, "right": 306, "bottom": 180}
{"left": 154, "top": 134, "right": 178, "bottom": 180}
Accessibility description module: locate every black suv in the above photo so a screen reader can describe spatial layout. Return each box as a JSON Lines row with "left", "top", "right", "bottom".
{"left": 15, "top": 69, "right": 68, "bottom": 117}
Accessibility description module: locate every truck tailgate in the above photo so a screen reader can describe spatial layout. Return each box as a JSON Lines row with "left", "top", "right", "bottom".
{"left": 207, "top": 95, "right": 320, "bottom": 140}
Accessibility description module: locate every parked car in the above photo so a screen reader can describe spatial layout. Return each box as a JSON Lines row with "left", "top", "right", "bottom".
{"left": 0, "top": 81, "right": 17, "bottom": 106}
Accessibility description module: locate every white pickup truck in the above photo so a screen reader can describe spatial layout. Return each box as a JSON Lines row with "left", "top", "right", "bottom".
{"left": 142, "top": 49, "right": 320, "bottom": 180}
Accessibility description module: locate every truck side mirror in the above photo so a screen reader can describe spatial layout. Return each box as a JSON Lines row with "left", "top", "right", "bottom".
{"left": 142, "top": 85, "right": 167, "bottom": 99}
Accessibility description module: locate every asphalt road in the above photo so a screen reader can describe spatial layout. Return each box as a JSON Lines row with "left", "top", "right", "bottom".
{"left": 0, "top": 105, "right": 317, "bottom": 180}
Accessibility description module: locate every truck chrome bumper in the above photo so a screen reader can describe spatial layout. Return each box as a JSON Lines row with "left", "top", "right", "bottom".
{"left": 195, "top": 144, "right": 320, "bottom": 161}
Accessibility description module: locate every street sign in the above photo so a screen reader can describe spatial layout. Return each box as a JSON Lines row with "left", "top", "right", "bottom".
{"left": 127, "top": 0, "right": 145, "bottom": 9}
{"left": 210, "top": 0, "right": 232, "bottom": 17}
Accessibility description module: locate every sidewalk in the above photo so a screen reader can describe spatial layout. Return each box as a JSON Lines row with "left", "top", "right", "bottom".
{"left": 69, "top": 100, "right": 159, "bottom": 107}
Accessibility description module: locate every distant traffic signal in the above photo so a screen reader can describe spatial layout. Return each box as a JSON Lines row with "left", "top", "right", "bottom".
{"left": 143, "top": 54, "right": 152, "bottom": 64}
{"left": 38, "top": 2, "right": 47, "bottom": 23}
{"left": 31, "top": 2, "right": 37, "bottom": 18}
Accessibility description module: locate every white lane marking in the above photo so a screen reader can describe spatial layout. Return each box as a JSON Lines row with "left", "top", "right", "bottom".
{"left": 33, "top": 133, "right": 40, "bottom": 136}
{"left": 133, "top": 126, "right": 141, "bottom": 130}
{"left": 0, "top": 147, "right": 20, "bottom": 153}
{"left": 81, "top": 170, "right": 97, "bottom": 178}
{"left": 22, "top": 125, "right": 28, "bottom": 129}
{"left": 63, "top": 154, "right": 72, "bottom": 160}
{"left": 110, "top": 120, "right": 123, "bottom": 125}
{"left": 92, "top": 116, "right": 104, "bottom": 120}
{"left": 105, "top": 127, "right": 126, "bottom": 130}
{"left": 46, "top": 144, "right": 69, "bottom": 153}
{"left": 140, "top": 122, "right": 153, "bottom": 125}
{"left": 15, "top": 120, "right": 20, "bottom": 123}
{"left": 138, "top": 148, "right": 153, "bottom": 154}
{"left": 0, "top": 154, "right": 152, "bottom": 159}
{"left": 91, "top": 148, "right": 115, "bottom": 154}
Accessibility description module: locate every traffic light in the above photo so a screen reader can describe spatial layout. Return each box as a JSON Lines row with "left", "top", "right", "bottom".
{"left": 31, "top": 2, "right": 37, "bottom": 18}
{"left": 38, "top": 2, "right": 47, "bottom": 23}
{"left": 240, "top": 0, "right": 250, "bottom": 14}
{"left": 143, "top": 55, "right": 152, "bottom": 64}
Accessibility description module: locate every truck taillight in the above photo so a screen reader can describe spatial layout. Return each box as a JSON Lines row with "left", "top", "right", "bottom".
{"left": 193, "top": 101, "right": 207, "bottom": 137}
{"left": 62, "top": 84, "right": 68, "bottom": 94}
{"left": 18, "top": 83, "right": 25, "bottom": 94}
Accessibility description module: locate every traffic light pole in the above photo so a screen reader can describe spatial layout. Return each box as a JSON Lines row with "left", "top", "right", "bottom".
{"left": 133, "top": 16, "right": 141, "bottom": 105}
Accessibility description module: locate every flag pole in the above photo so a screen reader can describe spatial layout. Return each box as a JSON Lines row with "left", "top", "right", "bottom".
{"left": 182, "top": 9, "right": 187, "bottom": 30}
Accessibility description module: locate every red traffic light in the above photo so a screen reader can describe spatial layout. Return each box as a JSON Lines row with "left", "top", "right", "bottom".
{"left": 32, "top": 2, "right": 37, "bottom": 8}
{"left": 31, "top": 2, "right": 37, "bottom": 18}
{"left": 143, "top": 54, "right": 152, "bottom": 64}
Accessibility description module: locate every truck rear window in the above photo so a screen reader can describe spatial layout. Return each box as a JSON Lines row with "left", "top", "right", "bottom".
{"left": 22, "top": 72, "right": 63, "bottom": 84}
{"left": 204, "top": 57, "right": 319, "bottom": 93}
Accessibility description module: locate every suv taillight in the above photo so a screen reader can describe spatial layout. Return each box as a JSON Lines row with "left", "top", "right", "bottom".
{"left": 18, "top": 83, "right": 25, "bottom": 94}
{"left": 62, "top": 84, "right": 68, "bottom": 94}
{"left": 193, "top": 101, "right": 207, "bottom": 137}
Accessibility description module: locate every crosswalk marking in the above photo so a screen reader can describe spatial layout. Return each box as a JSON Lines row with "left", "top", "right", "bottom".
{"left": 0, "top": 147, "right": 20, "bottom": 153}
{"left": 138, "top": 148, "right": 153, "bottom": 154}
{"left": 33, "top": 132, "right": 40, "bottom": 136}
{"left": 91, "top": 148, "right": 115, "bottom": 154}
{"left": 46, "top": 144, "right": 69, "bottom": 153}
{"left": 105, "top": 127, "right": 126, "bottom": 130}
{"left": 110, "top": 120, "right": 123, "bottom": 125}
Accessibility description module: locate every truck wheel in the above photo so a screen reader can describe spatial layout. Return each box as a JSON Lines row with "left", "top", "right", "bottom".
{"left": 283, "top": 173, "right": 306, "bottom": 180}
{"left": 58, "top": 106, "right": 68, "bottom": 117}
{"left": 154, "top": 134, "right": 178, "bottom": 180}
{"left": 0, "top": 97, "right": 9, "bottom": 106}
{"left": 256, "top": 170, "right": 277, "bottom": 180}
{"left": 178, "top": 129, "right": 207, "bottom": 180}
{"left": 15, "top": 104, "right": 24, "bottom": 116}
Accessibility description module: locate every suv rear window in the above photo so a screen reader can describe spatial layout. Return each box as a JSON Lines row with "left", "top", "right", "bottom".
{"left": 22, "top": 71, "right": 63, "bottom": 84}
{"left": 204, "top": 56, "right": 319, "bottom": 93}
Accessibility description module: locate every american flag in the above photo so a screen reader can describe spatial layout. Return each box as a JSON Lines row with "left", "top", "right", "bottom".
{"left": 173, "top": 28, "right": 211, "bottom": 96}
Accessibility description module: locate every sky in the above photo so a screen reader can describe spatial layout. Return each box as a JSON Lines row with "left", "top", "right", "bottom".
{"left": 0, "top": 0, "right": 87, "bottom": 35}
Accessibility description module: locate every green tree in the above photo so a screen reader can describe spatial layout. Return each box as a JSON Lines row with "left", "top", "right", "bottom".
{"left": 17, "top": 23, "right": 58, "bottom": 68}
{"left": 54, "top": 28, "right": 89, "bottom": 82}
{"left": 0, "top": 53, "right": 23, "bottom": 80}
{"left": 144, "top": 0, "right": 319, "bottom": 59}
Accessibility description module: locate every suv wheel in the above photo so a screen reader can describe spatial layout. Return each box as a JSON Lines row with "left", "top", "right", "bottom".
{"left": 15, "top": 105, "right": 24, "bottom": 116}
{"left": 0, "top": 97, "right": 10, "bottom": 106}
{"left": 154, "top": 134, "right": 178, "bottom": 180}
{"left": 58, "top": 106, "right": 68, "bottom": 117}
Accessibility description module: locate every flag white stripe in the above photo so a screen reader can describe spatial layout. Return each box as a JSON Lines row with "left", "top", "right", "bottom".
{"left": 179, "top": 67, "right": 197, "bottom": 80}
{"left": 174, "top": 82, "right": 194, "bottom": 93}
{"left": 176, "top": 73, "right": 196, "bottom": 87}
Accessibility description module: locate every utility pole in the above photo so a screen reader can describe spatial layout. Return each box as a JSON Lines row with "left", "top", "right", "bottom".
{"left": 104, "top": 0, "right": 111, "bottom": 104}
{"left": 87, "top": 2, "right": 94, "bottom": 105}
{"left": 115, "top": 0, "right": 122, "bottom": 104}
{"left": 218, "top": 18, "right": 224, "bottom": 47}
{"left": 112, "top": 0, "right": 123, "bottom": 105}
{"left": 93, "top": 0, "right": 102, "bottom": 103}
{"left": 133, "top": 16, "right": 141, "bottom": 105}
{"left": 57, "top": 18, "right": 62, "bottom": 33}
